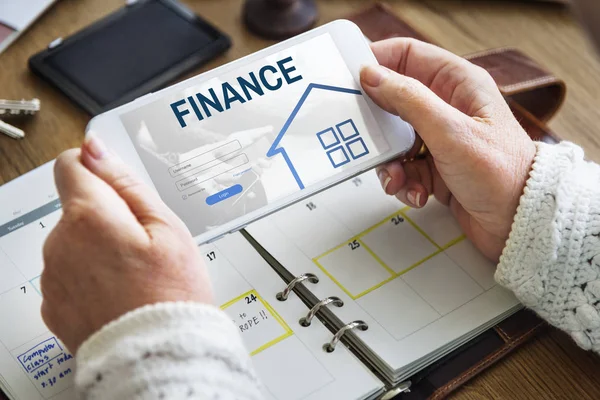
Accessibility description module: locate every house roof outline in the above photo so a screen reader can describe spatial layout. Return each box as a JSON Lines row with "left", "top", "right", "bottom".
{"left": 266, "top": 83, "right": 363, "bottom": 190}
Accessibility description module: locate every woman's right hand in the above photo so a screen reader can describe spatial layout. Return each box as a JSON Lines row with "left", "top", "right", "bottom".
{"left": 360, "top": 38, "right": 537, "bottom": 261}
{"left": 41, "top": 138, "right": 214, "bottom": 353}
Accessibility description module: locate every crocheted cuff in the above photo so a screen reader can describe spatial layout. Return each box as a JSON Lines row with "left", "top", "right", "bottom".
{"left": 496, "top": 141, "right": 584, "bottom": 299}
{"left": 76, "top": 302, "right": 242, "bottom": 363}
{"left": 74, "top": 301, "right": 260, "bottom": 398}
{"left": 496, "top": 141, "right": 600, "bottom": 353}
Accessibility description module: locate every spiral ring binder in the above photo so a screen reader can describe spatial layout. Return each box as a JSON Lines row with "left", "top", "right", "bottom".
{"left": 276, "top": 273, "right": 319, "bottom": 301}
{"left": 323, "top": 320, "right": 368, "bottom": 353}
{"left": 299, "top": 296, "right": 344, "bottom": 327}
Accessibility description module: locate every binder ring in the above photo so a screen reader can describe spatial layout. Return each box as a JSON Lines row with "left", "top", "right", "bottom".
{"left": 299, "top": 296, "right": 344, "bottom": 327}
{"left": 323, "top": 320, "right": 368, "bottom": 353}
{"left": 276, "top": 273, "right": 319, "bottom": 301}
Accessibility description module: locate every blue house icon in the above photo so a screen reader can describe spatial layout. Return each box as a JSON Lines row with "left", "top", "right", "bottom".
{"left": 266, "top": 83, "right": 368, "bottom": 190}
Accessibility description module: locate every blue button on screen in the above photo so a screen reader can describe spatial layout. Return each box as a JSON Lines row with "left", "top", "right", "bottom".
{"left": 206, "top": 184, "right": 243, "bottom": 206}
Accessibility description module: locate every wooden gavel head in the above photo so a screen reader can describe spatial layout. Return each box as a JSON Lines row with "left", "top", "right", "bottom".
{"left": 243, "top": 0, "right": 318, "bottom": 40}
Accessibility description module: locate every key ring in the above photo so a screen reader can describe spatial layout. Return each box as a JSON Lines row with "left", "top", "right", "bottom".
{"left": 276, "top": 273, "right": 319, "bottom": 301}
{"left": 299, "top": 296, "right": 344, "bottom": 327}
{"left": 323, "top": 320, "right": 368, "bottom": 353}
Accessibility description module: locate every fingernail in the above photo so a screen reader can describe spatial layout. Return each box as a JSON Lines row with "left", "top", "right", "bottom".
{"left": 362, "top": 65, "right": 391, "bottom": 87}
{"left": 84, "top": 135, "right": 108, "bottom": 160}
{"left": 407, "top": 190, "right": 422, "bottom": 208}
{"left": 378, "top": 169, "right": 392, "bottom": 194}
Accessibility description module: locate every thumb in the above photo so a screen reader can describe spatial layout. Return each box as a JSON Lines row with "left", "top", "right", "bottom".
{"left": 360, "top": 65, "right": 469, "bottom": 152}
{"left": 80, "top": 134, "right": 174, "bottom": 226}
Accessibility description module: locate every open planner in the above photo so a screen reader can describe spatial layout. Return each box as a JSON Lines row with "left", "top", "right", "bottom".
{"left": 0, "top": 159, "right": 521, "bottom": 400}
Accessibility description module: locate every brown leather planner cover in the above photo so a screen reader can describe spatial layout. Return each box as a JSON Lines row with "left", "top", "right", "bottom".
{"left": 347, "top": 3, "right": 557, "bottom": 399}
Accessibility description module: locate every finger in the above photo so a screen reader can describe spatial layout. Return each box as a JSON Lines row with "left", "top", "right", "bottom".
{"left": 53, "top": 150, "right": 139, "bottom": 219}
{"left": 402, "top": 160, "right": 431, "bottom": 207}
{"left": 397, "top": 183, "right": 428, "bottom": 209}
{"left": 404, "top": 160, "right": 433, "bottom": 195}
{"left": 81, "top": 135, "right": 177, "bottom": 227}
{"left": 361, "top": 64, "right": 470, "bottom": 152}
{"left": 393, "top": 160, "right": 430, "bottom": 208}
{"left": 376, "top": 161, "right": 405, "bottom": 195}
{"left": 53, "top": 149, "right": 98, "bottom": 205}
{"left": 53, "top": 149, "right": 148, "bottom": 238}
{"left": 376, "top": 159, "right": 430, "bottom": 208}
{"left": 368, "top": 38, "right": 501, "bottom": 114}
{"left": 397, "top": 156, "right": 453, "bottom": 207}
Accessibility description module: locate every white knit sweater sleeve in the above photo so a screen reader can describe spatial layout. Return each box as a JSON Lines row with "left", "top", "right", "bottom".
{"left": 73, "top": 302, "right": 263, "bottom": 400}
{"left": 496, "top": 141, "right": 600, "bottom": 353}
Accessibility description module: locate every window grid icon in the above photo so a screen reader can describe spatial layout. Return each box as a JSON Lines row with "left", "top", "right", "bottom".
{"left": 326, "top": 146, "right": 351, "bottom": 168}
{"left": 317, "top": 119, "right": 369, "bottom": 168}
{"left": 316, "top": 127, "right": 340, "bottom": 150}
{"left": 336, "top": 119, "right": 360, "bottom": 141}
{"left": 346, "top": 137, "right": 369, "bottom": 159}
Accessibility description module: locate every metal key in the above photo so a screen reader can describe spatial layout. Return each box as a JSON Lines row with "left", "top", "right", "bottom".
{"left": 0, "top": 98, "right": 41, "bottom": 116}
{"left": 0, "top": 119, "right": 25, "bottom": 139}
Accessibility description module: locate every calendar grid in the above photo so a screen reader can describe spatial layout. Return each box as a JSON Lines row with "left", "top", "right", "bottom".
{"left": 313, "top": 206, "right": 466, "bottom": 300}
{"left": 359, "top": 238, "right": 396, "bottom": 276}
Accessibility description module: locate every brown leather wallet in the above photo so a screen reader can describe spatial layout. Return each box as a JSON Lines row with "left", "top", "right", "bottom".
{"left": 466, "top": 47, "right": 565, "bottom": 125}
{"left": 346, "top": 3, "right": 556, "bottom": 399}
{"left": 348, "top": 2, "right": 563, "bottom": 145}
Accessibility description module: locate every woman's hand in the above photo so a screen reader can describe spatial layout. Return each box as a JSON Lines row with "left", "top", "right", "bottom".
{"left": 360, "top": 38, "right": 536, "bottom": 261}
{"left": 41, "top": 137, "right": 213, "bottom": 352}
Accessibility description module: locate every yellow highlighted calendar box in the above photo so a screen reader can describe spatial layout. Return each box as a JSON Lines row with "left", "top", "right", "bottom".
{"left": 313, "top": 207, "right": 466, "bottom": 300}
{"left": 221, "top": 289, "right": 293, "bottom": 356}
{"left": 403, "top": 200, "right": 466, "bottom": 249}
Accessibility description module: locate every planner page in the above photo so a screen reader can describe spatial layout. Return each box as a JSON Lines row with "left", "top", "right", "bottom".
{"left": 0, "top": 162, "right": 73, "bottom": 400}
{"left": 0, "top": 162, "right": 383, "bottom": 400}
{"left": 201, "top": 233, "right": 383, "bottom": 400}
{"left": 247, "top": 170, "right": 520, "bottom": 380}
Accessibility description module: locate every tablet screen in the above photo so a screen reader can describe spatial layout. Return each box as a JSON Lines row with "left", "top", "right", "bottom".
{"left": 119, "top": 33, "right": 390, "bottom": 238}
{"left": 45, "top": 0, "right": 216, "bottom": 107}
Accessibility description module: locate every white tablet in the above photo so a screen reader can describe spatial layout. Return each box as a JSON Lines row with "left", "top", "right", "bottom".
{"left": 87, "top": 19, "right": 415, "bottom": 244}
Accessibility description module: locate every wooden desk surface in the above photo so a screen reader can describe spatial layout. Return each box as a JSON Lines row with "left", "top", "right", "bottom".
{"left": 1, "top": 0, "right": 599, "bottom": 398}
